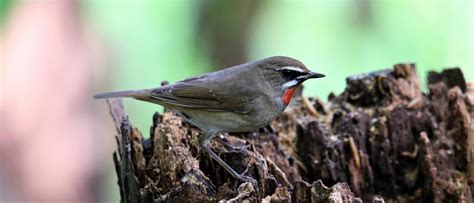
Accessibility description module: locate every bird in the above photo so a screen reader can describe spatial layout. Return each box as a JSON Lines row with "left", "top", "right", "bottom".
{"left": 94, "top": 56, "right": 325, "bottom": 184}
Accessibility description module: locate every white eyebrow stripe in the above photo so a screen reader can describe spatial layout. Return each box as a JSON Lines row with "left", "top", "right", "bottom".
{"left": 281, "top": 66, "right": 305, "bottom": 73}
{"left": 282, "top": 79, "right": 298, "bottom": 89}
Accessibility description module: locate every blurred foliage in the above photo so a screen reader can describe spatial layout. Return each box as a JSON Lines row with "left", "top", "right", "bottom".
{"left": 0, "top": 0, "right": 11, "bottom": 27}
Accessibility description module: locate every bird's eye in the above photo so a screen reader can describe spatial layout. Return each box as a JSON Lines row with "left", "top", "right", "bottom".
{"left": 281, "top": 69, "right": 301, "bottom": 80}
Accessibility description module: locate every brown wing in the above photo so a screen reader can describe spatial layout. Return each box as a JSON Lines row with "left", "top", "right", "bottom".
{"left": 149, "top": 74, "right": 258, "bottom": 114}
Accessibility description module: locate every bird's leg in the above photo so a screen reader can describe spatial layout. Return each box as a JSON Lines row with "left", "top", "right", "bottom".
{"left": 216, "top": 134, "right": 251, "bottom": 153}
{"left": 200, "top": 132, "right": 257, "bottom": 186}
{"left": 201, "top": 146, "right": 256, "bottom": 183}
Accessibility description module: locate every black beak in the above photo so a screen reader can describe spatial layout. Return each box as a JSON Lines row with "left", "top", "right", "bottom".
{"left": 297, "top": 71, "right": 325, "bottom": 81}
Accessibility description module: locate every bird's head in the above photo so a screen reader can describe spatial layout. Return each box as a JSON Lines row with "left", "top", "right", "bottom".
{"left": 259, "top": 56, "right": 325, "bottom": 89}
{"left": 256, "top": 56, "right": 325, "bottom": 105}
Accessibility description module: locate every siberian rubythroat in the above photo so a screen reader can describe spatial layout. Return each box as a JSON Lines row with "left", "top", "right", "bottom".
{"left": 94, "top": 56, "right": 325, "bottom": 183}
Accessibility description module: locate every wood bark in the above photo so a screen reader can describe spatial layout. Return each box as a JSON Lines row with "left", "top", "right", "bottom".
{"left": 106, "top": 63, "right": 473, "bottom": 202}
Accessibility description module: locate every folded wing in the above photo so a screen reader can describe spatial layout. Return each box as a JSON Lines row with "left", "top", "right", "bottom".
{"left": 150, "top": 74, "right": 258, "bottom": 114}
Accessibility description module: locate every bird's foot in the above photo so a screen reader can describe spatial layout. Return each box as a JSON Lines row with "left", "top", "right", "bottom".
{"left": 236, "top": 174, "right": 258, "bottom": 194}
{"left": 240, "top": 175, "right": 258, "bottom": 186}
{"left": 227, "top": 143, "right": 251, "bottom": 153}
{"left": 217, "top": 136, "right": 251, "bottom": 153}
{"left": 236, "top": 164, "right": 259, "bottom": 194}
{"left": 202, "top": 134, "right": 259, "bottom": 193}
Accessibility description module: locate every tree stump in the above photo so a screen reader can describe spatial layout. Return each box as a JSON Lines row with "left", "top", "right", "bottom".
{"left": 106, "top": 63, "right": 473, "bottom": 202}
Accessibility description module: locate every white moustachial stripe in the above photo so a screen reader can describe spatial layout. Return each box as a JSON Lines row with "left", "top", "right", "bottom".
{"left": 282, "top": 79, "right": 298, "bottom": 89}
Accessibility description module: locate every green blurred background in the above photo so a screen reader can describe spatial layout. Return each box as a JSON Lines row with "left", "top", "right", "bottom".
{"left": 1, "top": 0, "right": 472, "bottom": 201}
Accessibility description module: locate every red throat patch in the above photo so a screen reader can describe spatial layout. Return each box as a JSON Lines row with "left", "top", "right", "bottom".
{"left": 282, "top": 87, "right": 296, "bottom": 105}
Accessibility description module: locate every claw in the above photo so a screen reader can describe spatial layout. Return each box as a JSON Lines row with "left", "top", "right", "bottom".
{"left": 236, "top": 164, "right": 259, "bottom": 194}
{"left": 238, "top": 175, "right": 259, "bottom": 194}
{"left": 229, "top": 144, "right": 251, "bottom": 153}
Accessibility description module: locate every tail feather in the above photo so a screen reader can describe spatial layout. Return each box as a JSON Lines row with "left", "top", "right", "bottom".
{"left": 93, "top": 90, "right": 149, "bottom": 99}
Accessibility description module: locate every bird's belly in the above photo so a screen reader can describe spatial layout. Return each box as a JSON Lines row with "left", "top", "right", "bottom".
{"left": 177, "top": 109, "right": 274, "bottom": 133}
